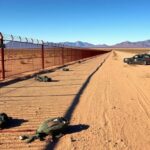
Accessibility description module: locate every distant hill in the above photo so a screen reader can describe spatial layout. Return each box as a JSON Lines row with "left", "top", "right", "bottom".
{"left": 61, "top": 41, "right": 94, "bottom": 47}
{"left": 62, "top": 40, "right": 150, "bottom": 48}
{"left": 61, "top": 41, "right": 108, "bottom": 48}
{"left": 112, "top": 40, "right": 150, "bottom": 48}
{"left": 5, "top": 39, "right": 150, "bottom": 48}
{"left": 5, "top": 41, "right": 41, "bottom": 49}
{"left": 5, "top": 41, "right": 108, "bottom": 48}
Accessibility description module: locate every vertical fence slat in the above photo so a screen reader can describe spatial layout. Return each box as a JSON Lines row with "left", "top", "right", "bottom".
{"left": 41, "top": 43, "right": 44, "bottom": 69}
{"left": 62, "top": 47, "right": 64, "bottom": 65}
{"left": 0, "top": 33, "right": 5, "bottom": 80}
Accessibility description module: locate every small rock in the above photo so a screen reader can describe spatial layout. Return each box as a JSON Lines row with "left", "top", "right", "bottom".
{"left": 71, "top": 137, "right": 76, "bottom": 142}
{"left": 112, "top": 106, "right": 116, "bottom": 109}
{"left": 121, "top": 139, "right": 123, "bottom": 142}
{"left": 114, "top": 142, "right": 118, "bottom": 147}
{"left": 108, "top": 140, "right": 111, "bottom": 143}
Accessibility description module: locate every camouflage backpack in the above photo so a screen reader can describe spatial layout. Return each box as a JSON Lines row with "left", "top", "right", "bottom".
{"left": 0, "top": 113, "right": 11, "bottom": 129}
{"left": 19, "top": 117, "right": 69, "bottom": 143}
{"left": 35, "top": 75, "right": 52, "bottom": 82}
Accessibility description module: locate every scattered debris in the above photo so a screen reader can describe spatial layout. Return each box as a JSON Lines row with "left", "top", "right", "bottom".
{"left": 71, "top": 136, "right": 76, "bottom": 142}
{"left": 112, "top": 106, "right": 116, "bottom": 109}
{"left": 114, "top": 142, "right": 118, "bottom": 147}
{"left": 19, "top": 117, "right": 69, "bottom": 143}
{"left": 121, "top": 139, "right": 124, "bottom": 142}
{"left": 35, "top": 75, "right": 52, "bottom": 82}
{"left": 108, "top": 140, "right": 111, "bottom": 143}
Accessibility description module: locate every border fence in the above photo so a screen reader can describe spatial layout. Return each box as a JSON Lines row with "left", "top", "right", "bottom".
{"left": 0, "top": 32, "right": 108, "bottom": 80}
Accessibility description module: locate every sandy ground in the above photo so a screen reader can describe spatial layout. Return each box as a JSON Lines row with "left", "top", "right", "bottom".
{"left": 54, "top": 51, "right": 150, "bottom": 150}
{"left": 0, "top": 53, "right": 108, "bottom": 150}
{"left": 1, "top": 51, "right": 150, "bottom": 150}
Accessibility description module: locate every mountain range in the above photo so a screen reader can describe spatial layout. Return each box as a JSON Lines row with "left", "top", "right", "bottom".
{"left": 62, "top": 40, "right": 150, "bottom": 48}
{"left": 5, "top": 40, "right": 150, "bottom": 48}
{"left": 61, "top": 41, "right": 108, "bottom": 48}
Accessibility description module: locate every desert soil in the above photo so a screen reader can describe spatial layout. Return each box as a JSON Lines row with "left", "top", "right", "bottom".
{"left": 0, "top": 51, "right": 150, "bottom": 150}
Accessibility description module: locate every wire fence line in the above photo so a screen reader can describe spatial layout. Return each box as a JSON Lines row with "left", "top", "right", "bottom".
{"left": 0, "top": 32, "right": 108, "bottom": 80}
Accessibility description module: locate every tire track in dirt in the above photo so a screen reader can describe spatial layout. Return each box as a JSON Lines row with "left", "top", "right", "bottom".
{"left": 113, "top": 51, "right": 150, "bottom": 150}
{"left": 101, "top": 57, "right": 130, "bottom": 150}
{"left": 101, "top": 69, "right": 114, "bottom": 150}
{"left": 127, "top": 80, "right": 150, "bottom": 120}
{"left": 120, "top": 53, "right": 150, "bottom": 120}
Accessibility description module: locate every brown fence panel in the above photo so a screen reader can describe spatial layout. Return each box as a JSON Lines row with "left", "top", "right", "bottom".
{"left": 44, "top": 48, "right": 55, "bottom": 68}
{"left": 0, "top": 33, "right": 110, "bottom": 80}
{"left": 4, "top": 47, "right": 42, "bottom": 78}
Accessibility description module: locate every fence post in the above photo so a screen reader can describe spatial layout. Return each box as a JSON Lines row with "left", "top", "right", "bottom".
{"left": 0, "top": 32, "right": 5, "bottom": 80}
{"left": 62, "top": 46, "right": 64, "bottom": 65}
{"left": 41, "top": 42, "right": 45, "bottom": 69}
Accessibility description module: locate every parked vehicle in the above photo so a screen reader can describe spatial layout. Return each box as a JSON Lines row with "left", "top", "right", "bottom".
{"left": 124, "top": 54, "right": 150, "bottom": 65}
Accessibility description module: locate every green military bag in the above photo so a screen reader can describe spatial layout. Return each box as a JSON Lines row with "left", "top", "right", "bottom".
{"left": 0, "top": 113, "right": 11, "bottom": 129}
{"left": 19, "top": 117, "right": 69, "bottom": 143}
{"left": 35, "top": 75, "right": 52, "bottom": 82}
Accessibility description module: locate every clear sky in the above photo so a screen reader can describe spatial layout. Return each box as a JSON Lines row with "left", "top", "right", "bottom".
{"left": 1, "top": 0, "right": 150, "bottom": 45}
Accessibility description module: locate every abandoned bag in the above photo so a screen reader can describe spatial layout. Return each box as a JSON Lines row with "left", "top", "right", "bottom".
{"left": 35, "top": 75, "right": 52, "bottom": 82}
{"left": 20, "top": 117, "right": 69, "bottom": 143}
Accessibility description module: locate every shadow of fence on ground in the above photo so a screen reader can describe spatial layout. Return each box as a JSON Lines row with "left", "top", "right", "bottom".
{"left": 45, "top": 58, "right": 107, "bottom": 150}
{"left": 65, "top": 124, "right": 89, "bottom": 134}
{"left": 0, "top": 55, "right": 100, "bottom": 88}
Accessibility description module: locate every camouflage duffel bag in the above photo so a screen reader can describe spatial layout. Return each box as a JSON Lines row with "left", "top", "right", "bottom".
{"left": 35, "top": 75, "right": 52, "bottom": 82}
{"left": 19, "top": 117, "right": 69, "bottom": 143}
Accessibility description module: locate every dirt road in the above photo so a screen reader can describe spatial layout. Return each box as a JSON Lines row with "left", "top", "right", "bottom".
{"left": 1, "top": 51, "right": 150, "bottom": 150}
{"left": 0, "top": 54, "right": 108, "bottom": 150}
{"left": 55, "top": 51, "right": 150, "bottom": 150}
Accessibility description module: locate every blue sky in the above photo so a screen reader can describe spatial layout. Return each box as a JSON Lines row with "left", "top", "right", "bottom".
{"left": 1, "top": 0, "right": 150, "bottom": 45}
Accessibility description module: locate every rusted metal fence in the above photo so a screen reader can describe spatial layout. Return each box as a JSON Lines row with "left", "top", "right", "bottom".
{"left": 0, "top": 33, "right": 107, "bottom": 80}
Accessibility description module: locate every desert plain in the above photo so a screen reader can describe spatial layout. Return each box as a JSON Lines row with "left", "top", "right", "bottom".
{"left": 0, "top": 50, "right": 150, "bottom": 150}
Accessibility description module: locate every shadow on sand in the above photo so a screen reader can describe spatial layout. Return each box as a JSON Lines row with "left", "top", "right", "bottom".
{"left": 65, "top": 124, "right": 89, "bottom": 134}
{"left": 0, "top": 118, "right": 28, "bottom": 130}
{"left": 0, "top": 55, "right": 100, "bottom": 88}
{"left": 45, "top": 58, "right": 107, "bottom": 150}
